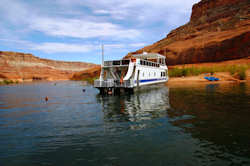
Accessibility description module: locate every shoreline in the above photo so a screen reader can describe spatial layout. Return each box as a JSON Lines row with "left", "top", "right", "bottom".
{"left": 166, "top": 71, "right": 249, "bottom": 87}
{"left": 1, "top": 74, "right": 249, "bottom": 86}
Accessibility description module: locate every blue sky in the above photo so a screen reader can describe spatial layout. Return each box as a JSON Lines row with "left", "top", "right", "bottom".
{"left": 0, "top": 0, "right": 199, "bottom": 64}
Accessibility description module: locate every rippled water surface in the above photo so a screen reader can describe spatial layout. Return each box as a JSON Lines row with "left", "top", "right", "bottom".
{"left": 0, "top": 81, "right": 250, "bottom": 166}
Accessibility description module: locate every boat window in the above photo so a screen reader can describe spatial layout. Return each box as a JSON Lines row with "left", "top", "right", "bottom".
{"left": 149, "top": 72, "right": 150, "bottom": 77}
{"left": 143, "top": 72, "right": 144, "bottom": 77}
{"left": 122, "top": 60, "right": 130, "bottom": 65}
{"left": 113, "top": 61, "right": 120, "bottom": 65}
{"left": 154, "top": 72, "right": 156, "bottom": 76}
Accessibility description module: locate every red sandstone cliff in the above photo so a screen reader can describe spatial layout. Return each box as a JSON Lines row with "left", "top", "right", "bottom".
{"left": 126, "top": 0, "right": 250, "bottom": 65}
{"left": 71, "top": 66, "right": 101, "bottom": 81}
{"left": 0, "top": 51, "right": 98, "bottom": 81}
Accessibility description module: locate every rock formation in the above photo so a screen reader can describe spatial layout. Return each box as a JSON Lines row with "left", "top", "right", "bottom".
{"left": 71, "top": 66, "right": 101, "bottom": 81}
{"left": 126, "top": 0, "right": 250, "bottom": 65}
{"left": 0, "top": 51, "right": 98, "bottom": 81}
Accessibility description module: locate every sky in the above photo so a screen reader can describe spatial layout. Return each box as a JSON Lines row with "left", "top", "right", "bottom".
{"left": 0, "top": 0, "right": 199, "bottom": 64}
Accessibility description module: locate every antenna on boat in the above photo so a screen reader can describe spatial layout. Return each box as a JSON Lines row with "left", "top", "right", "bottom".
{"left": 102, "top": 44, "right": 104, "bottom": 66}
{"left": 100, "top": 44, "right": 104, "bottom": 81}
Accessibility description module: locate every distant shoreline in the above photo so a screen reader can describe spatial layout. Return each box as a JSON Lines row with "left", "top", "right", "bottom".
{"left": 1, "top": 71, "right": 249, "bottom": 86}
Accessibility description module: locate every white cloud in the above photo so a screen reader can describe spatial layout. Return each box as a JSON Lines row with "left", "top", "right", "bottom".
{"left": 66, "top": 0, "right": 200, "bottom": 24}
{"left": 29, "top": 42, "right": 145, "bottom": 54}
{"left": 0, "top": 0, "right": 30, "bottom": 24}
{"left": 30, "top": 42, "right": 96, "bottom": 53}
{"left": 0, "top": 0, "right": 141, "bottom": 40}
{"left": 30, "top": 17, "right": 140, "bottom": 39}
{"left": 129, "top": 43, "right": 146, "bottom": 47}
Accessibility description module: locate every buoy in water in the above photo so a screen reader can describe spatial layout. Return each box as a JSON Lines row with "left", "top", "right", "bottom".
{"left": 45, "top": 96, "right": 48, "bottom": 102}
{"left": 108, "top": 88, "right": 113, "bottom": 95}
{"left": 82, "top": 89, "right": 86, "bottom": 92}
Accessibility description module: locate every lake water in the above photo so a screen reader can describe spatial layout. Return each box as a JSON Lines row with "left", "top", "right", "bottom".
{"left": 0, "top": 81, "right": 250, "bottom": 166}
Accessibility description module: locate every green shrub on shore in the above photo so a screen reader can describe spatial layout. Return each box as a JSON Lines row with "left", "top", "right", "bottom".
{"left": 238, "top": 70, "right": 246, "bottom": 80}
{"left": 0, "top": 80, "right": 19, "bottom": 85}
{"left": 169, "top": 64, "right": 250, "bottom": 80}
{"left": 4, "top": 80, "right": 14, "bottom": 84}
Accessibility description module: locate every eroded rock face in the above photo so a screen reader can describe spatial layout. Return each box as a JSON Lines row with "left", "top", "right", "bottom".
{"left": 127, "top": 0, "right": 250, "bottom": 65}
{"left": 71, "top": 66, "right": 101, "bottom": 81}
{"left": 0, "top": 51, "right": 98, "bottom": 81}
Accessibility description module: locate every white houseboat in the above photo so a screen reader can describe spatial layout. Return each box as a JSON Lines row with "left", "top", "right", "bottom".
{"left": 94, "top": 52, "right": 168, "bottom": 94}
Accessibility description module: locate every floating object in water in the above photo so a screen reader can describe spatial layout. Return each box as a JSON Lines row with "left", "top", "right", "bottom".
{"left": 204, "top": 77, "right": 219, "bottom": 81}
{"left": 45, "top": 96, "right": 49, "bottom": 102}
{"left": 82, "top": 89, "right": 86, "bottom": 92}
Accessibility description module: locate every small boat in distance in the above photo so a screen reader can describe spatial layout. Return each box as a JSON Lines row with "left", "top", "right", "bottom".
{"left": 94, "top": 52, "right": 168, "bottom": 94}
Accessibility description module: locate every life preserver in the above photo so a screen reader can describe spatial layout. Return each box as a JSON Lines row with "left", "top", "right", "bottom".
{"left": 131, "top": 58, "right": 136, "bottom": 62}
{"left": 120, "top": 75, "right": 124, "bottom": 84}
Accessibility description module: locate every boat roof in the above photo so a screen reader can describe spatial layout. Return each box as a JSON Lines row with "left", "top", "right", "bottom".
{"left": 132, "top": 52, "right": 165, "bottom": 59}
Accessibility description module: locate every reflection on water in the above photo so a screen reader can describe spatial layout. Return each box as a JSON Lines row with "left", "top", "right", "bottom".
{"left": 0, "top": 82, "right": 250, "bottom": 166}
{"left": 168, "top": 83, "right": 250, "bottom": 164}
{"left": 98, "top": 87, "right": 170, "bottom": 122}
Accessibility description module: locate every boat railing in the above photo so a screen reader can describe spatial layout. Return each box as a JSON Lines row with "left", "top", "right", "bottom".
{"left": 104, "top": 60, "right": 130, "bottom": 67}
{"left": 94, "top": 79, "right": 134, "bottom": 88}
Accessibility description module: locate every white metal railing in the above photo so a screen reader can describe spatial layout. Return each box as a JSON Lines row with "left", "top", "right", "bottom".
{"left": 104, "top": 60, "right": 130, "bottom": 67}
{"left": 94, "top": 79, "right": 134, "bottom": 88}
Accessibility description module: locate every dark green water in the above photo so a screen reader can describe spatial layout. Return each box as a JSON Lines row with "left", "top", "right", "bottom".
{"left": 0, "top": 81, "right": 249, "bottom": 166}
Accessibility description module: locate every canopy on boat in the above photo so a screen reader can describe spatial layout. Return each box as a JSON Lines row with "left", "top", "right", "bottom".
{"left": 132, "top": 52, "right": 165, "bottom": 60}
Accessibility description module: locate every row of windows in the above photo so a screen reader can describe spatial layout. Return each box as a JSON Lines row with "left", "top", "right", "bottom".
{"left": 141, "top": 71, "right": 166, "bottom": 77}
{"left": 140, "top": 60, "right": 160, "bottom": 67}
